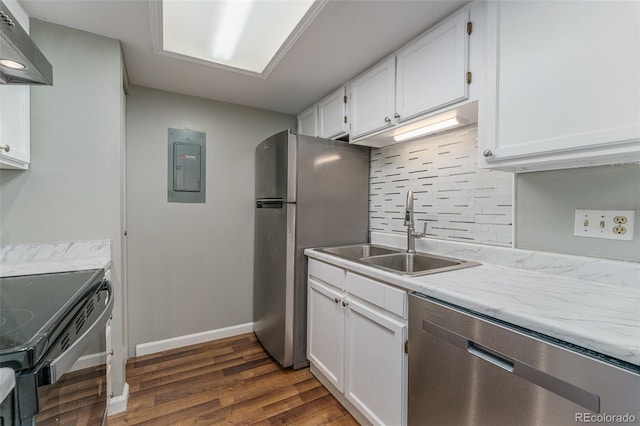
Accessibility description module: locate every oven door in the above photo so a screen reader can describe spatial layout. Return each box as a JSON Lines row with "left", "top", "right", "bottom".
{"left": 15, "top": 280, "right": 113, "bottom": 425}
{"left": 35, "top": 344, "right": 107, "bottom": 425}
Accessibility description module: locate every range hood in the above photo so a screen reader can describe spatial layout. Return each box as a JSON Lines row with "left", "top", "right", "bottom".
{"left": 0, "top": 0, "right": 52, "bottom": 85}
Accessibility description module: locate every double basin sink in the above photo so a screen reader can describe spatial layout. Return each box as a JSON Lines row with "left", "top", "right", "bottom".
{"left": 317, "top": 244, "right": 480, "bottom": 277}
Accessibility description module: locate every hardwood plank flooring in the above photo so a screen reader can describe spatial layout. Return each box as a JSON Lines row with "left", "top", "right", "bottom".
{"left": 108, "top": 333, "right": 358, "bottom": 425}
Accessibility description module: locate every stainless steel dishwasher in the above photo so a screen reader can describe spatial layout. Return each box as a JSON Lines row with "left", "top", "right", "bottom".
{"left": 408, "top": 293, "right": 640, "bottom": 426}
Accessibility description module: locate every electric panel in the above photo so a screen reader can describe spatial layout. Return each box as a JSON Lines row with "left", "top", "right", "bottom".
{"left": 168, "top": 128, "right": 206, "bottom": 203}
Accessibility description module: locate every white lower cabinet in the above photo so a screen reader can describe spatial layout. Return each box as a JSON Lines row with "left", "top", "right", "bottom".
{"left": 345, "top": 298, "right": 406, "bottom": 426}
{"left": 307, "top": 259, "right": 408, "bottom": 426}
{"left": 308, "top": 278, "right": 345, "bottom": 391}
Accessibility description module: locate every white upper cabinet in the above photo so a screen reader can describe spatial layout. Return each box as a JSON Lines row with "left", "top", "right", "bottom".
{"left": 349, "top": 57, "right": 396, "bottom": 139}
{"left": 480, "top": 1, "right": 640, "bottom": 172}
{"left": 395, "top": 9, "right": 469, "bottom": 123}
{"left": 0, "top": 85, "right": 30, "bottom": 169}
{"left": 350, "top": 6, "right": 475, "bottom": 145}
{"left": 297, "top": 104, "right": 318, "bottom": 137}
{"left": 318, "top": 86, "right": 348, "bottom": 139}
{"left": 0, "top": 0, "right": 30, "bottom": 170}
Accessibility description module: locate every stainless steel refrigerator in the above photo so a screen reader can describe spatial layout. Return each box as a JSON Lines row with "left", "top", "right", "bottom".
{"left": 254, "top": 129, "right": 369, "bottom": 369}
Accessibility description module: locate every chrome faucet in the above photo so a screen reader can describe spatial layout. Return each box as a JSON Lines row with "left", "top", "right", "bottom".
{"left": 404, "top": 190, "right": 425, "bottom": 253}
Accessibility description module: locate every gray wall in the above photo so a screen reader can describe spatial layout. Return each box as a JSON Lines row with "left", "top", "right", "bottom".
{"left": 516, "top": 164, "right": 640, "bottom": 262}
{"left": 126, "top": 85, "right": 295, "bottom": 355}
{"left": 0, "top": 21, "right": 128, "bottom": 395}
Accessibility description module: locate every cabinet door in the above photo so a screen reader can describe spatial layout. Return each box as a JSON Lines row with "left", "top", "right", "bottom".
{"left": 0, "top": 86, "right": 30, "bottom": 169}
{"left": 318, "top": 87, "right": 347, "bottom": 139}
{"left": 297, "top": 105, "right": 318, "bottom": 137}
{"left": 307, "top": 278, "right": 345, "bottom": 392}
{"left": 482, "top": 1, "right": 640, "bottom": 170}
{"left": 396, "top": 9, "right": 469, "bottom": 123}
{"left": 345, "top": 298, "right": 407, "bottom": 426}
{"left": 350, "top": 57, "right": 396, "bottom": 139}
{"left": 0, "top": 1, "right": 30, "bottom": 170}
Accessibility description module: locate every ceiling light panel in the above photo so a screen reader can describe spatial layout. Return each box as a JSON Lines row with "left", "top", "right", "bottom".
{"left": 162, "top": 0, "right": 316, "bottom": 75}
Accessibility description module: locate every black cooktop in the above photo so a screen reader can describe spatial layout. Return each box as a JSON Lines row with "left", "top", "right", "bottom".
{"left": 0, "top": 269, "right": 104, "bottom": 370}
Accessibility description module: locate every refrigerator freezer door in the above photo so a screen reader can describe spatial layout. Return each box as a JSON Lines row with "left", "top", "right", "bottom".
{"left": 255, "top": 130, "right": 297, "bottom": 202}
{"left": 253, "top": 201, "right": 295, "bottom": 367}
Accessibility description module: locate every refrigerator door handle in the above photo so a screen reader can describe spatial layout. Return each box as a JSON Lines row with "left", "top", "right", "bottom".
{"left": 256, "top": 199, "right": 284, "bottom": 208}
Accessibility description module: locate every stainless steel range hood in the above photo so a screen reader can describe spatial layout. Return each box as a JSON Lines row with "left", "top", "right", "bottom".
{"left": 0, "top": 0, "right": 52, "bottom": 85}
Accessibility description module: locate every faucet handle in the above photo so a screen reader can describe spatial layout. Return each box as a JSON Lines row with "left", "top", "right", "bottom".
{"left": 422, "top": 221, "right": 429, "bottom": 235}
{"left": 404, "top": 190, "right": 414, "bottom": 226}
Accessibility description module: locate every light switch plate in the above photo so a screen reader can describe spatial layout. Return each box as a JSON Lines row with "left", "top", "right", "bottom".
{"left": 573, "top": 209, "right": 635, "bottom": 241}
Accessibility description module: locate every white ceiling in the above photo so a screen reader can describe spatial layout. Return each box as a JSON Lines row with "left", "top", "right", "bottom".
{"left": 21, "top": 0, "right": 469, "bottom": 115}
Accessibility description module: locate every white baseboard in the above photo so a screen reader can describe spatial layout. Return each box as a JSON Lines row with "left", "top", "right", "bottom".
{"left": 135, "top": 322, "right": 254, "bottom": 357}
{"left": 69, "top": 352, "right": 105, "bottom": 373}
{"left": 108, "top": 382, "right": 129, "bottom": 416}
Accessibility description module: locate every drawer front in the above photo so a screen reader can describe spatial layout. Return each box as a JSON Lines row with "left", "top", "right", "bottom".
{"left": 346, "top": 272, "right": 406, "bottom": 318}
{"left": 308, "top": 259, "right": 345, "bottom": 290}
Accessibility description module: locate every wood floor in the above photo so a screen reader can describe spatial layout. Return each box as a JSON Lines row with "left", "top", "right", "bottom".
{"left": 108, "top": 333, "right": 358, "bottom": 425}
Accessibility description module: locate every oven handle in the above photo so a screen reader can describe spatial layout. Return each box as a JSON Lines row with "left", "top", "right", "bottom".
{"left": 45, "top": 280, "right": 114, "bottom": 385}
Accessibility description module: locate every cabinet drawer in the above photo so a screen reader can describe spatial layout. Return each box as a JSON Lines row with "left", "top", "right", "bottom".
{"left": 345, "top": 272, "right": 406, "bottom": 318}
{"left": 308, "top": 259, "right": 345, "bottom": 290}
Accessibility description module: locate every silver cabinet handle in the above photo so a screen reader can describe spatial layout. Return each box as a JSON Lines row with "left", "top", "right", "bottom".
{"left": 394, "top": 113, "right": 400, "bottom": 119}
{"left": 334, "top": 297, "right": 340, "bottom": 304}
{"left": 384, "top": 117, "right": 391, "bottom": 124}
{"left": 0, "top": 144, "right": 10, "bottom": 153}
{"left": 483, "top": 149, "right": 493, "bottom": 157}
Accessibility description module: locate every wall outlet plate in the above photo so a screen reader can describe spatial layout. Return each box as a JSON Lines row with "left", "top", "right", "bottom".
{"left": 573, "top": 209, "right": 635, "bottom": 241}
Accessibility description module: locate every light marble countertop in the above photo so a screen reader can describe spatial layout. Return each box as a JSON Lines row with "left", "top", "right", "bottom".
{"left": 0, "top": 240, "right": 111, "bottom": 277}
{"left": 305, "top": 235, "right": 640, "bottom": 367}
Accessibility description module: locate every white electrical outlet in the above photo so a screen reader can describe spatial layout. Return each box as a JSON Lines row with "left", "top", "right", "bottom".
{"left": 573, "top": 209, "right": 635, "bottom": 241}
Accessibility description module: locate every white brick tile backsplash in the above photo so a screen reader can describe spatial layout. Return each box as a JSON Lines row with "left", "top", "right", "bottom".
{"left": 368, "top": 125, "right": 514, "bottom": 247}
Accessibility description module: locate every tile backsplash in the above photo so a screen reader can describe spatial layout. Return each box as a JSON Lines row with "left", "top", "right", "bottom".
{"left": 368, "top": 125, "right": 514, "bottom": 247}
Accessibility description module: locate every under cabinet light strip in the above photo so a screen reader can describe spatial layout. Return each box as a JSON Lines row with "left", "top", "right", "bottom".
{"left": 394, "top": 117, "right": 468, "bottom": 142}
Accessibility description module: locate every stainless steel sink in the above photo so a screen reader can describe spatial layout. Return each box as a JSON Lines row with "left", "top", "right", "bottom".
{"left": 361, "top": 252, "right": 480, "bottom": 276}
{"left": 315, "top": 243, "right": 480, "bottom": 276}
{"left": 317, "top": 244, "right": 401, "bottom": 260}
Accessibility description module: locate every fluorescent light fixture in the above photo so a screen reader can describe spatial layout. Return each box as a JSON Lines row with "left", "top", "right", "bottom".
{"left": 0, "top": 59, "right": 27, "bottom": 70}
{"left": 212, "top": 0, "right": 255, "bottom": 61}
{"left": 159, "top": 0, "right": 321, "bottom": 76}
{"left": 393, "top": 117, "right": 468, "bottom": 142}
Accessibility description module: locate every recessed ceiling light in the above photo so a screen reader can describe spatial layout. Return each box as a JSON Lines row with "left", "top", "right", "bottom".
{"left": 0, "top": 59, "right": 27, "bottom": 70}
{"left": 154, "top": 0, "right": 325, "bottom": 77}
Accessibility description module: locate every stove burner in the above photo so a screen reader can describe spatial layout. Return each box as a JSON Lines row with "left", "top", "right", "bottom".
{"left": 0, "top": 308, "right": 36, "bottom": 337}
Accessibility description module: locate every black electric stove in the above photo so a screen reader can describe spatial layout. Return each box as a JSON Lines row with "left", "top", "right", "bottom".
{"left": 0, "top": 269, "right": 113, "bottom": 424}
{"left": 0, "top": 269, "right": 104, "bottom": 371}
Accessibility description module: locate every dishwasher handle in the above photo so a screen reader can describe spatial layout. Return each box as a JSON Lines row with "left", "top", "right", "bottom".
{"left": 467, "top": 341, "right": 514, "bottom": 372}
{"left": 421, "top": 319, "right": 600, "bottom": 413}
